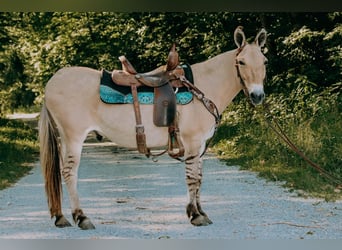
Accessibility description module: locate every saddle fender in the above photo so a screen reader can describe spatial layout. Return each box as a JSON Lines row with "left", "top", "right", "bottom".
{"left": 153, "top": 83, "right": 176, "bottom": 127}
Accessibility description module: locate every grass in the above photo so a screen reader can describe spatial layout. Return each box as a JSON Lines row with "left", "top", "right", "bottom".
{"left": 212, "top": 86, "right": 342, "bottom": 201}
{"left": 0, "top": 117, "right": 39, "bottom": 190}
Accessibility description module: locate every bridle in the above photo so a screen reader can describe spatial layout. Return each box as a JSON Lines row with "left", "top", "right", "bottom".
{"left": 235, "top": 45, "right": 250, "bottom": 98}
{"left": 235, "top": 45, "right": 268, "bottom": 106}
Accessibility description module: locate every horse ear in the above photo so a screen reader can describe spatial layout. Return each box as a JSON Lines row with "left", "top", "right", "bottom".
{"left": 255, "top": 28, "right": 267, "bottom": 48}
{"left": 234, "top": 26, "right": 246, "bottom": 48}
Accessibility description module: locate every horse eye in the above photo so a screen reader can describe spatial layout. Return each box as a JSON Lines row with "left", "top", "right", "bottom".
{"left": 238, "top": 60, "right": 245, "bottom": 66}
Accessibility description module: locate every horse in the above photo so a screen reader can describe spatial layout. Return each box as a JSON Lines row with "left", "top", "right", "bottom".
{"left": 39, "top": 26, "right": 268, "bottom": 230}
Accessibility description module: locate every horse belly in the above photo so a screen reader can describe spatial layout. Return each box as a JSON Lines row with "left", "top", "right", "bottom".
{"left": 97, "top": 104, "right": 170, "bottom": 148}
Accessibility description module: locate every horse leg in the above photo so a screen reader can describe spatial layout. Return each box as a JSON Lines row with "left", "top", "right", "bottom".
{"left": 194, "top": 157, "right": 212, "bottom": 222}
{"left": 60, "top": 137, "right": 95, "bottom": 230}
{"left": 185, "top": 153, "right": 213, "bottom": 226}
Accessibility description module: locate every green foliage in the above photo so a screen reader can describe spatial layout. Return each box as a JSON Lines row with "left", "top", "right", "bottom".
{"left": 0, "top": 118, "right": 39, "bottom": 189}
{"left": 0, "top": 12, "right": 279, "bottom": 110}
{"left": 1, "top": 12, "right": 340, "bottom": 112}
{"left": 212, "top": 84, "right": 342, "bottom": 200}
{"left": 274, "top": 24, "right": 341, "bottom": 90}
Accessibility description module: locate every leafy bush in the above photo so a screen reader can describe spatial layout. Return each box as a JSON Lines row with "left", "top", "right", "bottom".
{"left": 213, "top": 83, "right": 342, "bottom": 200}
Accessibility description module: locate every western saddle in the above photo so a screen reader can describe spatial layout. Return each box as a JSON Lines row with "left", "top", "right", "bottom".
{"left": 111, "top": 44, "right": 186, "bottom": 159}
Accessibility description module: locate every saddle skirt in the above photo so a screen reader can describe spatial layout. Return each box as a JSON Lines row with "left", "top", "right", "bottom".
{"left": 99, "top": 64, "right": 194, "bottom": 105}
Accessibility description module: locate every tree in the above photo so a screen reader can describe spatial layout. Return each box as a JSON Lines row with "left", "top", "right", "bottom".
{"left": 0, "top": 12, "right": 340, "bottom": 114}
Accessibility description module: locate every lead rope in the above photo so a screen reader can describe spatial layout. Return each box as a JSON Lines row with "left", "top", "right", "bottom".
{"left": 235, "top": 45, "right": 341, "bottom": 186}
{"left": 237, "top": 71, "right": 341, "bottom": 186}
{"left": 261, "top": 102, "right": 342, "bottom": 186}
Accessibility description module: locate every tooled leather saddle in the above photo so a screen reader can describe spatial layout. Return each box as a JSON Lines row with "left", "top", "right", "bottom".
{"left": 102, "top": 44, "right": 191, "bottom": 159}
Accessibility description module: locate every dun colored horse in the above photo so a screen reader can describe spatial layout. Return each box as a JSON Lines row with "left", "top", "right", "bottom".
{"left": 39, "top": 26, "right": 267, "bottom": 229}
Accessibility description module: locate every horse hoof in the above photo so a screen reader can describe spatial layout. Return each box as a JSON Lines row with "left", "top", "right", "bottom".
{"left": 190, "top": 215, "right": 213, "bottom": 226}
{"left": 55, "top": 215, "right": 72, "bottom": 228}
{"left": 78, "top": 217, "right": 95, "bottom": 230}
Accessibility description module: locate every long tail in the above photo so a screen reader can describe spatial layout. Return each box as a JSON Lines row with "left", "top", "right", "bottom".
{"left": 39, "top": 104, "right": 62, "bottom": 218}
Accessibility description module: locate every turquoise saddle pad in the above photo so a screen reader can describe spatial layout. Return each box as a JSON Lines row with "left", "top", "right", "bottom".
{"left": 100, "top": 85, "right": 193, "bottom": 105}
{"left": 99, "top": 67, "right": 193, "bottom": 105}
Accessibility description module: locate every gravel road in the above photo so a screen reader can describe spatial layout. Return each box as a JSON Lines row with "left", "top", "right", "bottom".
{"left": 0, "top": 137, "right": 341, "bottom": 239}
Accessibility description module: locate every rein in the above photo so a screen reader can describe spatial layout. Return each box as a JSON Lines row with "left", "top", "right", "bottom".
{"left": 261, "top": 102, "right": 342, "bottom": 186}
{"left": 135, "top": 66, "right": 221, "bottom": 162}
{"left": 235, "top": 46, "right": 341, "bottom": 186}
{"left": 176, "top": 75, "right": 221, "bottom": 125}
{"left": 175, "top": 75, "right": 221, "bottom": 159}
{"left": 151, "top": 73, "right": 220, "bottom": 161}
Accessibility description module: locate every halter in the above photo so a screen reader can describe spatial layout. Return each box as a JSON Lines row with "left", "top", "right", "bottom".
{"left": 235, "top": 44, "right": 268, "bottom": 106}
{"left": 235, "top": 45, "right": 249, "bottom": 98}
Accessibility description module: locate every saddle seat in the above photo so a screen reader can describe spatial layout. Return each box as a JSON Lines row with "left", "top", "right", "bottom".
{"left": 112, "top": 43, "right": 185, "bottom": 88}
{"left": 111, "top": 64, "right": 185, "bottom": 88}
{"left": 110, "top": 43, "right": 186, "bottom": 129}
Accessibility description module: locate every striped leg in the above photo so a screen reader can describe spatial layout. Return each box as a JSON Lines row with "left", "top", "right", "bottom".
{"left": 185, "top": 154, "right": 213, "bottom": 226}
{"left": 60, "top": 138, "right": 95, "bottom": 230}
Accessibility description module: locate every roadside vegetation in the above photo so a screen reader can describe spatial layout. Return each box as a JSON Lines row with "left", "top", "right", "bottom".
{"left": 0, "top": 117, "right": 39, "bottom": 190}
{"left": 212, "top": 83, "right": 341, "bottom": 201}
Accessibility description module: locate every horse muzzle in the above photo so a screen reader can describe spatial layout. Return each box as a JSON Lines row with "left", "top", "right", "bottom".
{"left": 248, "top": 84, "right": 265, "bottom": 105}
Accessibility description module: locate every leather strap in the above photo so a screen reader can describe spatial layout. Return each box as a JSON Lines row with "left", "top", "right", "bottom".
{"left": 167, "top": 116, "right": 185, "bottom": 159}
{"left": 131, "top": 84, "right": 149, "bottom": 156}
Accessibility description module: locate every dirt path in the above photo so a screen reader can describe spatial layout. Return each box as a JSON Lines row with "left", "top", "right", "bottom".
{"left": 0, "top": 137, "right": 341, "bottom": 239}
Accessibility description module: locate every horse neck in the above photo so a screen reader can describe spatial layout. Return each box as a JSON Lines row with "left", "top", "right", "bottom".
{"left": 190, "top": 50, "right": 242, "bottom": 114}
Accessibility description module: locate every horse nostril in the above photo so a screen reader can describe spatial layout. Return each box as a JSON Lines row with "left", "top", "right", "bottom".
{"left": 259, "top": 93, "right": 265, "bottom": 100}
{"left": 250, "top": 92, "right": 265, "bottom": 105}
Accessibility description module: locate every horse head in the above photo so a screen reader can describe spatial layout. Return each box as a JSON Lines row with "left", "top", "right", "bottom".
{"left": 234, "top": 26, "right": 268, "bottom": 106}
